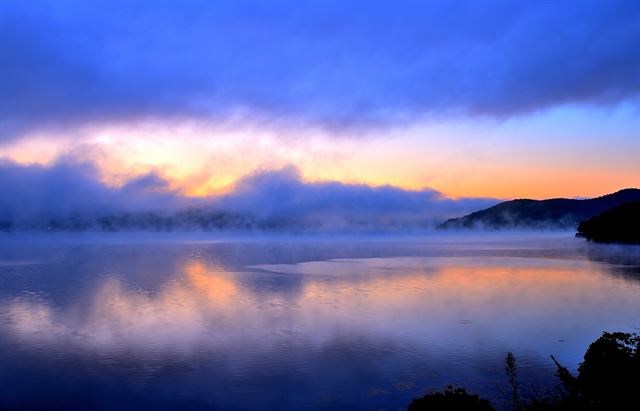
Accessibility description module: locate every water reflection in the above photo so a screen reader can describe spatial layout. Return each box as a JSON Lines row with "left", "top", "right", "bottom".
{"left": 0, "top": 236, "right": 639, "bottom": 410}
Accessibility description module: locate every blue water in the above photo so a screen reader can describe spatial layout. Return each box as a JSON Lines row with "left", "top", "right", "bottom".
{"left": 0, "top": 233, "right": 638, "bottom": 410}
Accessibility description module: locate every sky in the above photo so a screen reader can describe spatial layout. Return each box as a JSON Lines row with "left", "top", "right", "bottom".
{"left": 0, "top": 0, "right": 639, "bottom": 225}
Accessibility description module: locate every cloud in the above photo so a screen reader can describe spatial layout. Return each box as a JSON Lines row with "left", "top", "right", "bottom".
{"left": 1, "top": 0, "right": 638, "bottom": 140}
{"left": 213, "top": 167, "right": 497, "bottom": 229}
{"left": 0, "top": 160, "right": 497, "bottom": 231}
{"left": 0, "top": 159, "right": 183, "bottom": 227}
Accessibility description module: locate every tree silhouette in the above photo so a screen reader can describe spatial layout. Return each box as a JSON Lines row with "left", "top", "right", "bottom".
{"left": 407, "top": 385, "right": 496, "bottom": 411}
{"left": 505, "top": 352, "right": 522, "bottom": 411}
{"left": 407, "top": 332, "right": 640, "bottom": 411}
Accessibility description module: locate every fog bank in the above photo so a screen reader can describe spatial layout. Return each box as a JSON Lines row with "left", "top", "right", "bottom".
{"left": 0, "top": 160, "right": 497, "bottom": 232}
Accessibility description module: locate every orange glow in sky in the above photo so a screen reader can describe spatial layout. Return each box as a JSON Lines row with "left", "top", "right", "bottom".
{"left": 2, "top": 104, "right": 638, "bottom": 200}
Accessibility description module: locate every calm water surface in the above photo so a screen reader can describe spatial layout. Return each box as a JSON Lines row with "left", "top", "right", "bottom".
{"left": 0, "top": 234, "right": 638, "bottom": 410}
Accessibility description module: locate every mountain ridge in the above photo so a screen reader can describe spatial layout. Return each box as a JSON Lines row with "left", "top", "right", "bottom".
{"left": 438, "top": 188, "right": 640, "bottom": 230}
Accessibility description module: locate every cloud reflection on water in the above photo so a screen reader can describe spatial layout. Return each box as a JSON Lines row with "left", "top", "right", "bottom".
{"left": 4, "top": 255, "right": 639, "bottom": 363}
{"left": 1, "top": 239, "right": 639, "bottom": 410}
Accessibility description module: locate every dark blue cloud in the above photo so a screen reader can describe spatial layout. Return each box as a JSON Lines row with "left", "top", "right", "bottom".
{"left": 0, "top": 161, "right": 497, "bottom": 231}
{"left": 1, "top": 0, "right": 639, "bottom": 139}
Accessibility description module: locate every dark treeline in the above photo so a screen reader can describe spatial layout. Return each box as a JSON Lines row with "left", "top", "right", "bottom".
{"left": 0, "top": 209, "right": 255, "bottom": 232}
{"left": 0, "top": 209, "right": 324, "bottom": 232}
{"left": 0, "top": 209, "right": 436, "bottom": 233}
{"left": 408, "top": 331, "right": 639, "bottom": 411}
{"left": 577, "top": 201, "right": 640, "bottom": 244}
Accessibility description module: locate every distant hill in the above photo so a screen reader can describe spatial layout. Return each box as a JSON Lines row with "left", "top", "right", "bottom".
{"left": 438, "top": 189, "right": 640, "bottom": 230}
{"left": 576, "top": 201, "right": 640, "bottom": 244}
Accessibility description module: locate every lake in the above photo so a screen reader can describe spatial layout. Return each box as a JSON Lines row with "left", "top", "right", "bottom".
{"left": 0, "top": 233, "right": 638, "bottom": 410}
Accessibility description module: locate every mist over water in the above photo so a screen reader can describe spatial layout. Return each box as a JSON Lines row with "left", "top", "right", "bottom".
{"left": 0, "top": 160, "right": 498, "bottom": 232}
{"left": 0, "top": 233, "right": 638, "bottom": 410}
